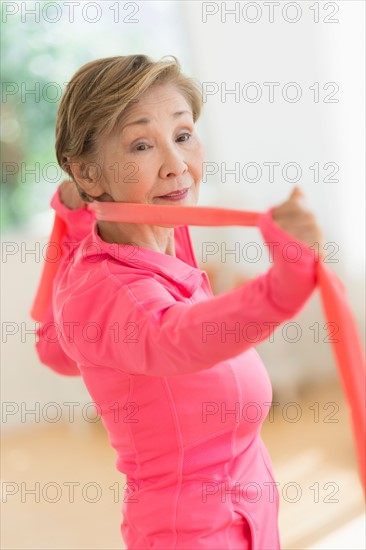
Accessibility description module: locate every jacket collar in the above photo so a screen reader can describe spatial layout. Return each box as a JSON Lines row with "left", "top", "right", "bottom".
{"left": 76, "top": 221, "right": 204, "bottom": 296}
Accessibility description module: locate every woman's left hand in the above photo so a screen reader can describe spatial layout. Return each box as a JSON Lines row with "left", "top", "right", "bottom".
{"left": 271, "top": 186, "right": 324, "bottom": 250}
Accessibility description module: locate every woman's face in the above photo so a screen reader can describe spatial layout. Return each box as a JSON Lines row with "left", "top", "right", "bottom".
{"left": 92, "top": 83, "right": 205, "bottom": 206}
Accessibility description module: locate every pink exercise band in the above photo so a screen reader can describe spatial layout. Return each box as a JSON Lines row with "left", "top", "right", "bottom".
{"left": 30, "top": 200, "right": 366, "bottom": 497}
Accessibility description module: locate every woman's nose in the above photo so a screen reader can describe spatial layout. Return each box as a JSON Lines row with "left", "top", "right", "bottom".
{"left": 159, "top": 144, "right": 188, "bottom": 178}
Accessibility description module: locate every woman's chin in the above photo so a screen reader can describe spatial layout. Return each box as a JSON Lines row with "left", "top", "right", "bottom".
{"left": 152, "top": 190, "right": 198, "bottom": 227}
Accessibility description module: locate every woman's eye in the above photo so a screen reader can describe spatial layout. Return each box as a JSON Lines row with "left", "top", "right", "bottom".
{"left": 134, "top": 143, "right": 149, "bottom": 152}
{"left": 177, "top": 132, "right": 192, "bottom": 142}
{"left": 132, "top": 132, "right": 192, "bottom": 152}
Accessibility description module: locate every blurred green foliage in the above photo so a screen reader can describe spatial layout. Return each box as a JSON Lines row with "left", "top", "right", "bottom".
{"left": 1, "top": 0, "right": 189, "bottom": 233}
{"left": 1, "top": 5, "right": 87, "bottom": 232}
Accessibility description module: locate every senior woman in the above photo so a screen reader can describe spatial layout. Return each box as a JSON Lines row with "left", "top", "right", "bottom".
{"left": 36, "top": 54, "right": 323, "bottom": 549}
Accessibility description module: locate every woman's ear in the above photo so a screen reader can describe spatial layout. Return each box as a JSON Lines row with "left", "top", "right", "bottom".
{"left": 67, "top": 157, "right": 106, "bottom": 199}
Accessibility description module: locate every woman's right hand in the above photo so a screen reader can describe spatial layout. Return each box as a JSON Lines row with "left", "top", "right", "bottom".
{"left": 271, "top": 186, "right": 324, "bottom": 250}
{"left": 58, "top": 179, "right": 85, "bottom": 210}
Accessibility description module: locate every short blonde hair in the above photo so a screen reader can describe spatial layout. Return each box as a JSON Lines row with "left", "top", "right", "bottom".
{"left": 55, "top": 54, "right": 203, "bottom": 202}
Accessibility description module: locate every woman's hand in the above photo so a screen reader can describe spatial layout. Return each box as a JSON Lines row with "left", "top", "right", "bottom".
{"left": 272, "top": 186, "right": 324, "bottom": 250}
{"left": 58, "top": 179, "right": 85, "bottom": 210}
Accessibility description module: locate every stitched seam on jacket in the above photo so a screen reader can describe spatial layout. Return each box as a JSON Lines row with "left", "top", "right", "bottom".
{"left": 162, "top": 378, "right": 185, "bottom": 549}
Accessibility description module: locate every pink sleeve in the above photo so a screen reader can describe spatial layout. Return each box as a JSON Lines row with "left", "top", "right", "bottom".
{"left": 35, "top": 300, "right": 82, "bottom": 376}
{"left": 59, "top": 207, "right": 318, "bottom": 376}
{"left": 49, "top": 186, "right": 95, "bottom": 241}
{"left": 35, "top": 186, "right": 95, "bottom": 376}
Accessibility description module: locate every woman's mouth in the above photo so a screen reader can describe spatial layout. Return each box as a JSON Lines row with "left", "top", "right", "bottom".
{"left": 156, "top": 187, "right": 190, "bottom": 201}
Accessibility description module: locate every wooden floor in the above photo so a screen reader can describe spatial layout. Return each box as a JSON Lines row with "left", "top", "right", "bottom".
{"left": 1, "top": 376, "right": 365, "bottom": 549}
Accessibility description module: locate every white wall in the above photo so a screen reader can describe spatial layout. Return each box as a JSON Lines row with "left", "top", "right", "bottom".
{"left": 181, "top": 0, "right": 365, "bottom": 396}
{"left": 1, "top": 217, "right": 93, "bottom": 433}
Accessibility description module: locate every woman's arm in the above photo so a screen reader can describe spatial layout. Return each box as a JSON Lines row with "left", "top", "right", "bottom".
{"left": 57, "top": 202, "right": 320, "bottom": 377}
{"left": 51, "top": 179, "right": 95, "bottom": 240}
{"left": 35, "top": 181, "right": 95, "bottom": 376}
{"left": 35, "top": 300, "right": 82, "bottom": 376}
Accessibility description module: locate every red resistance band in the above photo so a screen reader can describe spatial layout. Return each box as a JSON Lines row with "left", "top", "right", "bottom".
{"left": 30, "top": 200, "right": 366, "bottom": 497}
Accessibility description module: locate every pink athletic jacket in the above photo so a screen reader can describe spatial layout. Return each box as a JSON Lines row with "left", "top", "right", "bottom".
{"left": 36, "top": 187, "right": 317, "bottom": 549}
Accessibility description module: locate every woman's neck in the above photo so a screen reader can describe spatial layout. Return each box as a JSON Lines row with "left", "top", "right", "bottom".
{"left": 96, "top": 221, "right": 176, "bottom": 257}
